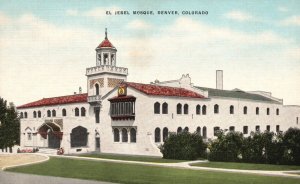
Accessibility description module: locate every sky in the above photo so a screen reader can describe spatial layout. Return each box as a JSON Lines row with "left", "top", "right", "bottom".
{"left": 0, "top": 0, "right": 300, "bottom": 106}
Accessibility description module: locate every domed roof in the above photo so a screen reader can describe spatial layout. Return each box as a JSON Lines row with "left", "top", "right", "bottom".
{"left": 96, "top": 28, "right": 116, "bottom": 49}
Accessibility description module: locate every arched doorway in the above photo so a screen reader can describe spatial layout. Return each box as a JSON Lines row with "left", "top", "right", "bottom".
{"left": 38, "top": 123, "right": 62, "bottom": 149}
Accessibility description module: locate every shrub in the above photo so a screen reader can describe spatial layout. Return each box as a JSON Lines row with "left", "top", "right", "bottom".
{"left": 160, "top": 132, "right": 207, "bottom": 160}
{"left": 282, "top": 127, "right": 300, "bottom": 165}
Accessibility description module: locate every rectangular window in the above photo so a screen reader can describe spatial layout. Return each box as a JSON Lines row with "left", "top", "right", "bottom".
{"left": 276, "top": 125, "right": 280, "bottom": 132}
{"left": 297, "top": 117, "right": 299, "bottom": 125}
{"left": 229, "top": 126, "right": 235, "bottom": 132}
{"left": 243, "top": 126, "right": 248, "bottom": 134}
{"left": 255, "top": 125, "right": 260, "bottom": 132}
{"left": 266, "top": 125, "right": 270, "bottom": 132}
{"left": 214, "top": 127, "right": 220, "bottom": 136}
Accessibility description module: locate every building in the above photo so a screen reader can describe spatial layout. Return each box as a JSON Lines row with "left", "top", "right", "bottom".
{"left": 17, "top": 30, "right": 300, "bottom": 156}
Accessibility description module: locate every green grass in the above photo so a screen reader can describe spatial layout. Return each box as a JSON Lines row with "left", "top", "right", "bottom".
{"left": 6, "top": 157, "right": 300, "bottom": 184}
{"left": 191, "top": 161, "right": 300, "bottom": 171}
{"left": 79, "top": 153, "right": 183, "bottom": 163}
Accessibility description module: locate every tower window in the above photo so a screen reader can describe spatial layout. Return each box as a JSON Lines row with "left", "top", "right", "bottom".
{"left": 154, "top": 102, "right": 160, "bottom": 114}
{"left": 214, "top": 104, "right": 219, "bottom": 114}
{"left": 95, "top": 83, "right": 100, "bottom": 96}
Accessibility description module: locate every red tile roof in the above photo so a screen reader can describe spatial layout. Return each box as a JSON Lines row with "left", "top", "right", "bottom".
{"left": 97, "top": 38, "right": 115, "bottom": 49}
{"left": 125, "top": 82, "right": 205, "bottom": 98}
{"left": 108, "top": 95, "right": 136, "bottom": 102}
{"left": 17, "top": 93, "right": 88, "bottom": 109}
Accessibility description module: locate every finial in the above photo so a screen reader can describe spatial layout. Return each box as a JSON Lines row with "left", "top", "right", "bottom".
{"left": 105, "top": 28, "right": 107, "bottom": 39}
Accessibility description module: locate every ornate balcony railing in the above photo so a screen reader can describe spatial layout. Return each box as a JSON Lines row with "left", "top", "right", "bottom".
{"left": 88, "top": 95, "right": 102, "bottom": 104}
{"left": 86, "top": 65, "right": 128, "bottom": 76}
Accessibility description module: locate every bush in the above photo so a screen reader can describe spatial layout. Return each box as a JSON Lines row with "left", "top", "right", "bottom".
{"left": 160, "top": 132, "right": 207, "bottom": 160}
{"left": 282, "top": 127, "right": 300, "bottom": 165}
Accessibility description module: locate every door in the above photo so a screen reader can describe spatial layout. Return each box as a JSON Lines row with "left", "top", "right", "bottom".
{"left": 48, "top": 131, "right": 61, "bottom": 148}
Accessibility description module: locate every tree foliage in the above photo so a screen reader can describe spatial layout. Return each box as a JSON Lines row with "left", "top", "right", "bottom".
{"left": 0, "top": 97, "right": 20, "bottom": 149}
{"left": 160, "top": 132, "right": 207, "bottom": 160}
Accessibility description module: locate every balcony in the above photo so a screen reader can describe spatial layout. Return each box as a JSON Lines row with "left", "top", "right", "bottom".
{"left": 86, "top": 65, "right": 128, "bottom": 76}
{"left": 88, "top": 95, "right": 102, "bottom": 105}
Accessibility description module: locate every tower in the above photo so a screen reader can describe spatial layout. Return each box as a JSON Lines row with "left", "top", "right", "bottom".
{"left": 86, "top": 29, "right": 128, "bottom": 105}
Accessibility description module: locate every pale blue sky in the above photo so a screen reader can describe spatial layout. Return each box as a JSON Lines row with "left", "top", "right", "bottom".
{"left": 0, "top": 0, "right": 300, "bottom": 105}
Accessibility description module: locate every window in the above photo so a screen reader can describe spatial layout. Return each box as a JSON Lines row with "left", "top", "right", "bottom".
{"left": 52, "top": 110, "right": 56, "bottom": 117}
{"left": 202, "top": 126, "right": 207, "bottom": 138}
{"left": 71, "top": 126, "right": 88, "bottom": 147}
{"left": 27, "top": 133, "right": 32, "bottom": 140}
{"left": 47, "top": 110, "right": 51, "bottom": 117}
{"left": 214, "top": 104, "right": 219, "bottom": 114}
{"left": 95, "top": 107, "right": 100, "bottom": 123}
{"left": 184, "top": 127, "right": 189, "bottom": 132}
{"left": 184, "top": 104, "right": 189, "bottom": 114}
{"left": 243, "top": 126, "right": 248, "bottom": 134}
{"left": 38, "top": 111, "right": 41, "bottom": 118}
{"left": 155, "top": 128, "right": 161, "bottom": 142}
{"left": 154, "top": 102, "right": 160, "bottom": 114}
{"left": 95, "top": 83, "right": 100, "bottom": 95}
{"left": 202, "top": 105, "right": 207, "bottom": 115}
{"left": 163, "top": 127, "right": 168, "bottom": 142}
{"left": 196, "top": 127, "right": 201, "bottom": 135}
{"left": 33, "top": 111, "right": 37, "bottom": 118}
{"left": 297, "top": 117, "right": 299, "bottom": 125}
{"left": 276, "top": 125, "right": 280, "bottom": 132}
{"left": 243, "top": 106, "right": 247, "bottom": 115}
{"left": 196, "top": 105, "right": 201, "bottom": 115}
{"left": 122, "top": 128, "right": 128, "bottom": 142}
{"left": 229, "top": 126, "right": 235, "bottom": 132}
{"left": 109, "top": 100, "right": 136, "bottom": 120}
{"left": 276, "top": 108, "right": 279, "bottom": 115}
{"left": 255, "top": 125, "right": 260, "bottom": 132}
{"left": 214, "top": 127, "right": 220, "bottom": 136}
{"left": 24, "top": 112, "right": 27, "bottom": 118}
{"left": 266, "top": 125, "right": 270, "bottom": 132}
{"left": 114, "top": 128, "right": 120, "bottom": 142}
{"left": 177, "top": 127, "right": 182, "bottom": 134}
{"left": 81, "top": 107, "right": 86, "bottom": 117}
{"left": 267, "top": 108, "right": 270, "bottom": 115}
{"left": 75, "top": 108, "right": 79, "bottom": 116}
{"left": 62, "top": 109, "right": 67, "bottom": 116}
{"left": 256, "top": 107, "right": 259, "bottom": 115}
{"left": 130, "top": 128, "right": 136, "bottom": 143}
{"left": 162, "top": 102, "right": 168, "bottom": 114}
{"left": 20, "top": 112, "right": 23, "bottom": 118}
{"left": 230, "top": 105, "right": 234, "bottom": 114}
{"left": 177, "top": 103, "right": 182, "bottom": 114}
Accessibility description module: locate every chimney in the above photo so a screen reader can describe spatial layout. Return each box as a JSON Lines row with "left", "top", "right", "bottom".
{"left": 79, "top": 86, "right": 82, "bottom": 94}
{"left": 216, "top": 70, "right": 223, "bottom": 90}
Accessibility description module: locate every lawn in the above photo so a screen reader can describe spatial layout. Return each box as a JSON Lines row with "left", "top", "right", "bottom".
{"left": 6, "top": 157, "right": 300, "bottom": 184}
{"left": 191, "top": 161, "right": 300, "bottom": 171}
{"left": 79, "top": 153, "right": 183, "bottom": 163}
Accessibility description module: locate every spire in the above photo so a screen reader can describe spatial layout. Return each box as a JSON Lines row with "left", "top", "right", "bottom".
{"left": 105, "top": 28, "right": 107, "bottom": 39}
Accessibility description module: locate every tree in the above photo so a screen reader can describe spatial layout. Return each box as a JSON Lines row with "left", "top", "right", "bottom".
{"left": 0, "top": 97, "right": 20, "bottom": 149}
{"left": 160, "top": 131, "right": 207, "bottom": 160}
{"left": 283, "top": 128, "right": 300, "bottom": 165}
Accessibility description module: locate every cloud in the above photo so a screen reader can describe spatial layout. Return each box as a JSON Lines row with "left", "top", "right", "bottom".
{"left": 126, "top": 19, "right": 152, "bottom": 30}
{"left": 224, "top": 11, "right": 256, "bottom": 22}
{"left": 280, "top": 15, "right": 300, "bottom": 26}
{"left": 66, "top": 9, "right": 78, "bottom": 16}
{"left": 278, "top": 7, "right": 288, "bottom": 12}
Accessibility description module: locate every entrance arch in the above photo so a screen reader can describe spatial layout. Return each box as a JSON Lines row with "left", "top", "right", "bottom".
{"left": 38, "top": 122, "right": 62, "bottom": 149}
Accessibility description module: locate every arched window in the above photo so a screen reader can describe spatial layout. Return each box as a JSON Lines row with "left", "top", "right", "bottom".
{"left": 202, "top": 105, "right": 207, "bottom": 115}
{"left": 47, "top": 110, "right": 51, "bottom": 117}
{"left": 20, "top": 112, "right": 23, "bottom": 119}
{"left": 184, "top": 127, "right": 189, "bottom": 132}
{"left": 62, "top": 109, "right": 67, "bottom": 116}
{"left": 75, "top": 108, "right": 79, "bottom": 116}
{"left": 33, "top": 111, "right": 37, "bottom": 118}
{"left": 155, "top": 128, "right": 161, "bottom": 142}
{"left": 177, "top": 103, "right": 182, "bottom": 114}
{"left": 202, "top": 126, "right": 207, "bottom": 138}
{"left": 38, "top": 111, "right": 41, "bottom": 118}
{"left": 162, "top": 102, "right": 168, "bottom": 114}
{"left": 130, "top": 128, "right": 136, "bottom": 143}
{"left": 184, "top": 104, "right": 189, "bottom": 114}
{"left": 154, "top": 102, "right": 160, "bottom": 114}
{"left": 256, "top": 107, "right": 259, "bottom": 115}
{"left": 229, "top": 126, "right": 235, "bottom": 132}
{"left": 23, "top": 112, "right": 27, "bottom": 118}
{"left": 196, "top": 105, "right": 201, "bottom": 115}
{"left": 122, "top": 128, "right": 128, "bottom": 142}
{"left": 177, "top": 127, "right": 182, "bottom": 134}
{"left": 163, "top": 127, "right": 168, "bottom": 142}
{"left": 81, "top": 107, "right": 86, "bottom": 117}
{"left": 266, "top": 108, "right": 270, "bottom": 115}
{"left": 113, "top": 128, "right": 120, "bottom": 142}
{"left": 214, "top": 126, "right": 220, "bottom": 136}
{"left": 214, "top": 104, "right": 219, "bottom": 114}
{"left": 196, "top": 127, "right": 201, "bottom": 135}
{"left": 95, "top": 83, "right": 100, "bottom": 95}
{"left": 71, "top": 126, "right": 88, "bottom": 147}
{"left": 52, "top": 110, "right": 56, "bottom": 117}
{"left": 230, "top": 105, "right": 234, "bottom": 114}
{"left": 276, "top": 108, "right": 279, "bottom": 115}
{"left": 243, "top": 106, "right": 247, "bottom": 114}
